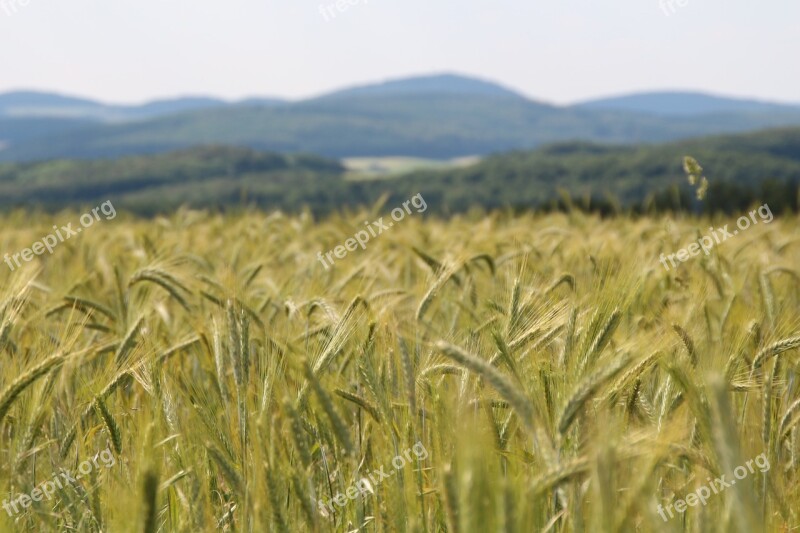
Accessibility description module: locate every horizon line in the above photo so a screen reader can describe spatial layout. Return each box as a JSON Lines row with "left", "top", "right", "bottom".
{"left": 1, "top": 72, "right": 798, "bottom": 109}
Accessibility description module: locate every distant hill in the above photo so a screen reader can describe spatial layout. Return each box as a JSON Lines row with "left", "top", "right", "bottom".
{"left": 0, "top": 91, "right": 235, "bottom": 122}
{"left": 314, "top": 73, "right": 526, "bottom": 100}
{"left": 0, "top": 146, "right": 344, "bottom": 215}
{"left": 1, "top": 127, "right": 798, "bottom": 216}
{"left": 0, "top": 117, "right": 97, "bottom": 146}
{"left": 0, "top": 91, "right": 102, "bottom": 117}
{"left": 3, "top": 75, "right": 800, "bottom": 161}
{"left": 395, "top": 127, "right": 800, "bottom": 214}
{"left": 576, "top": 91, "right": 798, "bottom": 116}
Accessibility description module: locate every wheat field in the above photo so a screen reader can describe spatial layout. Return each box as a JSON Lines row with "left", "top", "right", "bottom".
{"left": 1, "top": 206, "right": 799, "bottom": 532}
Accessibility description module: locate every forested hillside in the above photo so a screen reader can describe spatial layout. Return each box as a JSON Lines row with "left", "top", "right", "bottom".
{"left": 1, "top": 128, "right": 798, "bottom": 215}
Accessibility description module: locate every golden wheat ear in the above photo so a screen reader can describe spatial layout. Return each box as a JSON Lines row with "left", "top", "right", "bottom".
{"left": 752, "top": 336, "right": 800, "bottom": 370}
{"left": 0, "top": 353, "right": 64, "bottom": 424}
{"left": 436, "top": 341, "right": 535, "bottom": 433}
{"left": 558, "top": 355, "right": 630, "bottom": 436}
{"left": 302, "top": 361, "right": 355, "bottom": 457}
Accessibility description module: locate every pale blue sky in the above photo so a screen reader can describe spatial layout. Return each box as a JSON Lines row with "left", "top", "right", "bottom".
{"left": 0, "top": 0, "right": 797, "bottom": 105}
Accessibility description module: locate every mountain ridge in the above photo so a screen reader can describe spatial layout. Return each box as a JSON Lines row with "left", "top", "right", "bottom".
{"left": 3, "top": 74, "right": 800, "bottom": 161}
{"left": 311, "top": 73, "right": 528, "bottom": 101}
{"left": 0, "top": 90, "right": 283, "bottom": 122}
{"left": 6, "top": 74, "right": 798, "bottom": 120}
{"left": 576, "top": 90, "right": 800, "bottom": 116}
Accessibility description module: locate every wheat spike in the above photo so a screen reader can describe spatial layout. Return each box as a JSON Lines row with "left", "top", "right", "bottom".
{"left": 605, "top": 350, "right": 662, "bottom": 403}
{"left": 298, "top": 296, "right": 367, "bottom": 406}
{"left": 672, "top": 324, "right": 697, "bottom": 366}
{"left": 284, "top": 399, "right": 313, "bottom": 468}
{"left": 778, "top": 398, "right": 800, "bottom": 442}
{"left": 545, "top": 273, "right": 575, "bottom": 294}
{"left": 398, "top": 336, "right": 417, "bottom": 415}
{"left": 129, "top": 268, "right": 191, "bottom": 311}
{"left": 114, "top": 315, "right": 144, "bottom": 364}
{"left": 443, "top": 464, "right": 460, "bottom": 533}
{"left": 290, "top": 472, "right": 317, "bottom": 527}
{"left": 227, "top": 300, "right": 243, "bottom": 388}
{"left": 265, "top": 462, "right": 290, "bottom": 533}
{"left": 303, "top": 363, "right": 354, "bottom": 457}
{"left": 759, "top": 271, "right": 776, "bottom": 325}
{"left": 416, "top": 261, "right": 460, "bottom": 322}
{"left": 436, "top": 341, "right": 535, "bottom": 432}
{"left": 753, "top": 335, "right": 800, "bottom": 369}
{"left": 578, "top": 308, "right": 621, "bottom": 374}
{"left": 62, "top": 295, "right": 117, "bottom": 322}
{"left": 559, "top": 355, "right": 629, "bottom": 435}
{"left": 334, "top": 388, "right": 382, "bottom": 422}
{"left": 560, "top": 307, "right": 578, "bottom": 367}
{"left": 0, "top": 353, "right": 64, "bottom": 424}
{"left": 763, "top": 359, "right": 779, "bottom": 449}
{"left": 530, "top": 457, "right": 591, "bottom": 496}
{"left": 506, "top": 277, "right": 522, "bottom": 336}
{"left": 208, "top": 444, "right": 243, "bottom": 496}
{"left": 94, "top": 396, "right": 123, "bottom": 454}
{"left": 420, "top": 364, "right": 464, "bottom": 378}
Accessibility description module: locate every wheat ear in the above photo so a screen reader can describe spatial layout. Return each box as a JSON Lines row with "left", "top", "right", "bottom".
{"left": 0, "top": 353, "right": 64, "bottom": 424}
{"left": 436, "top": 341, "right": 535, "bottom": 432}
{"left": 753, "top": 336, "right": 800, "bottom": 369}
{"left": 559, "top": 355, "right": 629, "bottom": 435}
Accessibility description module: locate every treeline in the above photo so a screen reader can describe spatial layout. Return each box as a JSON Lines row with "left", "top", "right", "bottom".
{"left": 1, "top": 128, "right": 799, "bottom": 217}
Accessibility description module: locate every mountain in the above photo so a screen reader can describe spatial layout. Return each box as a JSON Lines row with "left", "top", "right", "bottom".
{"left": 314, "top": 73, "right": 526, "bottom": 100}
{"left": 125, "top": 97, "right": 230, "bottom": 118}
{"left": 236, "top": 97, "right": 290, "bottom": 107}
{"left": 0, "top": 117, "right": 97, "bottom": 146}
{"left": 3, "top": 76, "right": 800, "bottom": 161}
{"left": 0, "top": 90, "right": 285, "bottom": 122}
{"left": 576, "top": 91, "right": 799, "bottom": 116}
{"left": 0, "top": 91, "right": 101, "bottom": 116}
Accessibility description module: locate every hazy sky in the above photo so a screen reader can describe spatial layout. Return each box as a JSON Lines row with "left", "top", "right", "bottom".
{"left": 0, "top": 0, "right": 798, "bottom": 105}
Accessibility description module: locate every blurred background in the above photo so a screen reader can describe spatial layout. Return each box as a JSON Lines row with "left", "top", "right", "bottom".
{"left": 1, "top": 0, "right": 798, "bottom": 215}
